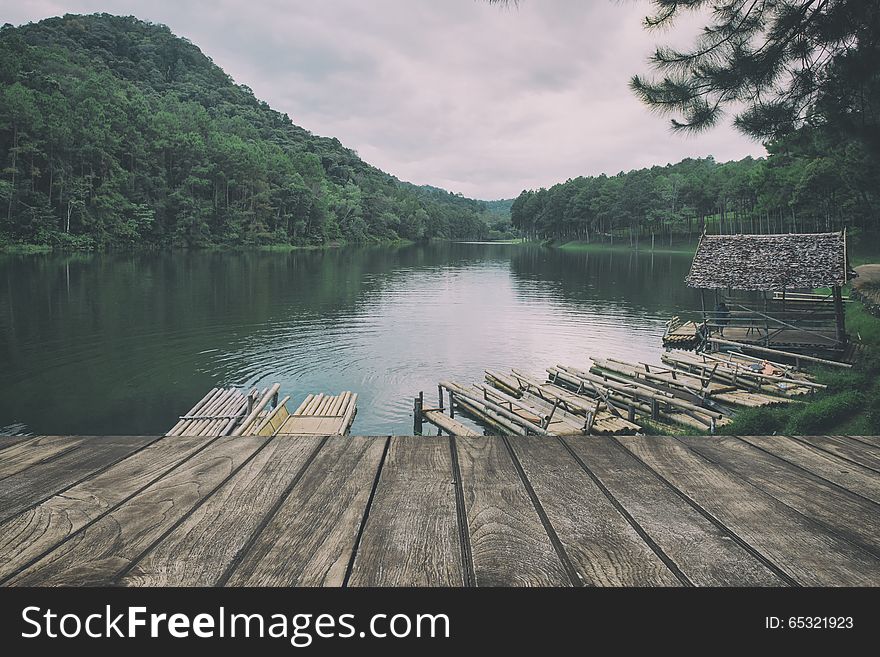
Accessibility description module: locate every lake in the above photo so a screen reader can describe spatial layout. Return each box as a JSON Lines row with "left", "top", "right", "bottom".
{"left": 0, "top": 242, "right": 701, "bottom": 435}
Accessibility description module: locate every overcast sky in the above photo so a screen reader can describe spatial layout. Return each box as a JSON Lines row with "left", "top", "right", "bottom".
{"left": 8, "top": 0, "right": 767, "bottom": 199}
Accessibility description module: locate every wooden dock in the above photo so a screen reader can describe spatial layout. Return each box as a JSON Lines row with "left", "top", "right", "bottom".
{"left": 1, "top": 434, "right": 878, "bottom": 586}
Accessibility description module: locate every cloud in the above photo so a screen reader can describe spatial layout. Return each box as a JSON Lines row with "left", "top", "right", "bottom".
{"left": 7, "top": 0, "right": 766, "bottom": 199}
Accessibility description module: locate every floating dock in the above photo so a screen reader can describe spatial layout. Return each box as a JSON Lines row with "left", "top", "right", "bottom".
{"left": 1, "top": 434, "right": 878, "bottom": 586}
{"left": 166, "top": 384, "right": 357, "bottom": 437}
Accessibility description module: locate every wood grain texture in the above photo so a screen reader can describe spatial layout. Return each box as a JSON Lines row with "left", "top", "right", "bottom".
{"left": 794, "top": 435, "right": 880, "bottom": 473}
{"left": 228, "top": 436, "right": 386, "bottom": 586}
{"left": 123, "top": 436, "right": 324, "bottom": 586}
{"left": 0, "top": 435, "right": 41, "bottom": 452}
{"left": 848, "top": 435, "right": 880, "bottom": 449}
{"left": 736, "top": 435, "right": 880, "bottom": 505}
{"left": 456, "top": 436, "right": 571, "bottom": 586}
{"left": 565, "top": 437, "right": 786, "bottom": 586}
{"left": 347, "top": 436, "right": 463, "bottom": 587}
{"left": 680, "top": 436, "right": 880, "bottom": 557}
{"left": 618, "top": 435, "right": 880, "bottom": 586}
{"left": 7, "top": 436, "right": 267, "bottom": 586}
{"left": 508, "top": 436, "right": 681, "bottom": 586}
{"left": 0, "top": 436, "right": 210, "bottom": 583}
{"left": 0, "top": 436, "right": 87, "bottom": 479}
{"left": 0, "top": 436, "right": 156, "bottom": 524}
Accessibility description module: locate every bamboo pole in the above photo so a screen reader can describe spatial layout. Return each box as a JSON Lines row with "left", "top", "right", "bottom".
{"left": 454, "top": 397, "right": 526, "bottom": 435}
{"left": 252, "top": 395, "right": 290, "bottom": 436}
{"left": 338, "top": 393, "right": 358, "bottom": 434}
{"left": 560, "top": 365, "right": 724, "bottom": 419}
{"left": 187, "top": 388, "right": 236, "bottom": 436}
{"left": 705, "top": 338, "right": 847, "bottom": 370}
{"left": 232, "top": 383, "right": 282, "bottom": 436}
{"left": 294, "top": 395, "right": 314, "bottom": 415}
{"left": 441, "top": 381, "right": 553, "bottom": 436}
{"left": 220, "top": 388, "right": 258, "bottom": 436}
{"left": 168, "top": 387, "right": 219, "bottom": 436}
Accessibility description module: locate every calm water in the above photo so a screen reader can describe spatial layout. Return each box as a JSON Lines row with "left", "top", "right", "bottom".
{"left": 0, "top": 243, "right": 701, "bottom": 435}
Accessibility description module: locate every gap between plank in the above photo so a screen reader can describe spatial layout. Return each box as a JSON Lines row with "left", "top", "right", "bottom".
{"left": 676, "top": 436, "right": 880, "bottom": 563}
{"left": 614, "top": 437, "right": 800, "bottom": 587}
{"left": 790, "top": 436, "right": 880, "bottom": 476}
{"left": 501, "top": 436, "right": 582, "bottom": 587}
{"left": 0, "top": 439, "right": 89, "bottom": 483}
{"left": 0, "top": 435, "right": 224, "bottom": 586}
{"left": 730, "top": 436, "right": 880, "bottom": 509}
{"left": 114, "top": 434, "right": 281, "bottom": 584}
{"left": 448, "top": 436, "right": 476, "bottom": 587}
{"left": 213, "top": 436, "right": 330, "bottom": 586}
{"left": 559, "top": 438, "right": 693, "bottom": 587}
{"left": 341, "top": 436, "right": 392, "bottom": 588}
{"left": 1, "top": 436, "right": 165, "bottom": 522}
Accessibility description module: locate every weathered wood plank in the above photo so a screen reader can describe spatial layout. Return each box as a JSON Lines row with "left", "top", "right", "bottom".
{"left": 564, "top": 437, "right": 786, "bottom": 586}
{"left": 0, "top": 435, "right": 39, "bottom": 452}
{"left": 617, "top": 436, "right": 880, "bottom": 586}
{"left": 0, "top": 436, "right": 87, "bottom": 479}
{"left": 347, "top": 436, "right": 462, "bottom": 586}
{"left": 456, "top": 436, "right": 571, "bottom": 586}
{"left": 794, "top": 435, "right": 880, "bottom": 473}
{"left": 736, "top": 435, "right": 880, "bottom": 505}
{"left": 122, "top": 436, "right": 324, "bottom": 586}
{"left": 0, "top": 435, "right": 210, "bottom": 583}
{"left": 227, "top": 436, "right": 386, "bottom": 587}
{"left": 848, "top": 435, "right": 880, "bottom": 449}
{"left": 0, "top": 436, "right": 158, "bottom": 525}
{"left": 680, "top": 435, "right": 880, "bottom": 558}
{"left": 7, "top": 436, "right": 267, "bottom": 586}
{"left": 508, "top": 436, "right": 681, "bottom": 586}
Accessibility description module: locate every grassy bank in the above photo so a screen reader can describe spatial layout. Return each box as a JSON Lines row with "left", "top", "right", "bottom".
{"left": 555, "top": 239, "right": 698, "bottom": 256}
{"left": 0, "top": 243, "right": 54, "bottom": 255}
{"left": 0, "top": 238, "right": 418, "bottom": 255}
{"left": 721, "top": 302, "right": 880, "bottom": 435}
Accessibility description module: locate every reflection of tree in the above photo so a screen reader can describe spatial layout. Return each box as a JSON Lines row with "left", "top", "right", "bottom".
{"left": 508, "top": 247, "right": 702, "bottom": 312}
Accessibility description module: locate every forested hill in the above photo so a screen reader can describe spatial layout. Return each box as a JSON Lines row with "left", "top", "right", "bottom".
{"left": 511, "top": 132, "right": 880, "bottom": 244}
{"left": 0, "top": 14, "right": 495, "bottom": 250}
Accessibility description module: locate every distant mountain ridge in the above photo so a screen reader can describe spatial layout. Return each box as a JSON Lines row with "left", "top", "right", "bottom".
{"left": 0, "top": 13, "right": 497, "bottom": 249}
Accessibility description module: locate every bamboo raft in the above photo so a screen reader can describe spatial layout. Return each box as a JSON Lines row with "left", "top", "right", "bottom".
{"left": 661, "top": 351, "right": 821, "bottom": 397}
{"left": 548, "top": 364, "right": 729, "bottom": 431}
{"left": 662, "top": 316, "right": 702, "bottom": 349}
{"left": 414, "top": 343, "right": 823, "bottom": 436}
{"left": 167, "top": 385, "right": 357, "bottom": 437}
{"left": 590, "top": 357, "right": 796, "bottom": 409}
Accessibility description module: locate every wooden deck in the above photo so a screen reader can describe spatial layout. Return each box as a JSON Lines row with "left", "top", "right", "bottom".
{"left": 1, "top": 434, "right": 879, "bottom": 586}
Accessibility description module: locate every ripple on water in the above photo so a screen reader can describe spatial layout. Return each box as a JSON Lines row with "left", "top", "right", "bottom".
{"left": 0, "top": 246, "right": 699, "bottom": 434}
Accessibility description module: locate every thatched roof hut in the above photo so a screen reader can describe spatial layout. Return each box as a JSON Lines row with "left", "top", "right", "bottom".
{"left": 686, "top": 231, "right": 854, "bottom": 291}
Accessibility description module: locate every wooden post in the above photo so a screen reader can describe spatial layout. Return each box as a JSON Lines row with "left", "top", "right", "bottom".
{"left": 763, "top": 290, "right": 770, "bottom": 346}
{"left": 413, "top": 392, "right": 423, "bottom": 435}
{"left": 438, "top": 384, "right": 444, "bottom": 411}
{"left": 449, "top": 390, "right": 455, "bottom": 418}
{"left": 833, "top": 285, "right": 846, "bottom": 345}
{"left": 700, "top": 289, "right": 706, "bottom": 328}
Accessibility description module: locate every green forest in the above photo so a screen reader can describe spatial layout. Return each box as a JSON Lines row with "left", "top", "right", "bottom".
{"left": 510, "top": 130, "right": 880, "bottom": 245}
{"left": 0, "top": 14, "right": 498, "bottom": 251}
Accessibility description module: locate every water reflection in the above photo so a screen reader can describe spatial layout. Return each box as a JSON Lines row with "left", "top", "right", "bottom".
{"left": 0, "top": 243, "right": 700, "bottom": 435}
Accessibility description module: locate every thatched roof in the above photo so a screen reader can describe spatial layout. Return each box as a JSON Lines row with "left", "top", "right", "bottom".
{"left": 686, "top": 232, "right": 854, "bottom": 290}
